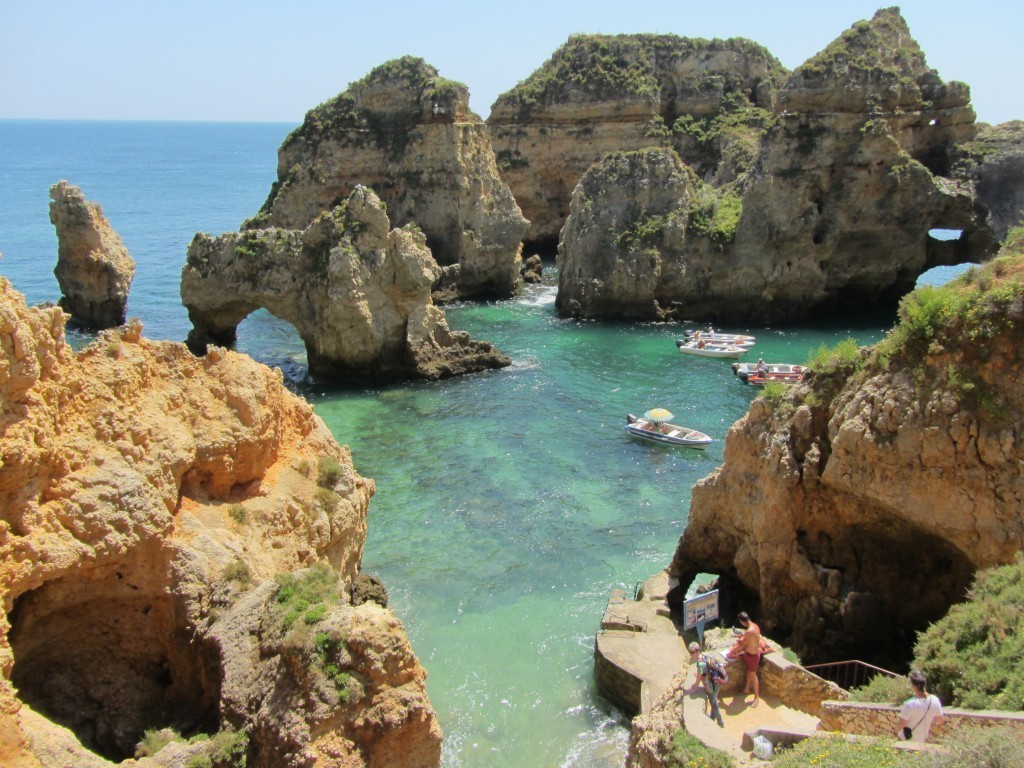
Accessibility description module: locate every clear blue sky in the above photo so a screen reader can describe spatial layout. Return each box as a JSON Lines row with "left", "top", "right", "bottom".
{"left": 2, "top": 0, "right": 1020, "bottom": 126}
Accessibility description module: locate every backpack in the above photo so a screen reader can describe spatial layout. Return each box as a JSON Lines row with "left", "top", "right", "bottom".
{"left": 703, "top": 656, "right": 728, "bottom": 686}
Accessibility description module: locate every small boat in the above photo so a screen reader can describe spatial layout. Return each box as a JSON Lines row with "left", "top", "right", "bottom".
{"left": 684, "top": 330, "right": 756, "bottom": 347}
{"left": 732, "top": 362, "right": 806, "bottom": 383}
{"left": 625, "top": 413, "right": 713, "bottom": 449}
{"left": 676, "top": 340, "right": 749, "bottom": 359}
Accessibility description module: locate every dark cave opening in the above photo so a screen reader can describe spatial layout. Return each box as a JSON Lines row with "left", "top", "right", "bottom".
{"left": 9, "top": 569, "right": 221, "bottom": 762}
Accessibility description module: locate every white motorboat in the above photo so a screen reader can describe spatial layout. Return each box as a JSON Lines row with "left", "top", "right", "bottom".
{"left": 684, "top": 330, "right": 756, "bottom": 347}
{"left": 732, "top": 362, "right": 806, "bottom": 382}
{"left": 676, "top": 340, "right": 749, "bottom": 359}
{"left": 625, "top": 413, "right": 713, "bottom": 449}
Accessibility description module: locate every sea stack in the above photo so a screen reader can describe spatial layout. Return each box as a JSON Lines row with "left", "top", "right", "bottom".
{"left": 48, "top": 180, "right": 136, "bottom": 329}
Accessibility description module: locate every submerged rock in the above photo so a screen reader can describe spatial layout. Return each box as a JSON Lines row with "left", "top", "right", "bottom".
{"left": 48, "top": 180, "right": 135, "bottom": 329}
{"left": 183, "top": 185, "right": 509, "bottom": 382}
{"left": 251, "top": 56, "right": 528, "bottom": 300}
{"left": 0, "top": 277, "right": 441, "bottom": 767}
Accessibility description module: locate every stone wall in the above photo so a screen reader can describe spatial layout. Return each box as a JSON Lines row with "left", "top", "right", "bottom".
{"left": 758, "top": 653, "right": 847, "bottom": 716}
{"left": 593, "top": 635, "right": 645, "bottom": 716}
{"left": 819, "top": 700, "right": 1024, "bottom": 741}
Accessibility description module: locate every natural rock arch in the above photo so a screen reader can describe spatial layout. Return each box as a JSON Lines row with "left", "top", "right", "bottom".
{"left": 182, "top": 186, "right": 510, "bottom": 382}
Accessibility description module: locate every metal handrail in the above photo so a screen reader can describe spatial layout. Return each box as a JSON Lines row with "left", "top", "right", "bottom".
{"left": 803, "top": 659, "right": 903, "bottom": 691}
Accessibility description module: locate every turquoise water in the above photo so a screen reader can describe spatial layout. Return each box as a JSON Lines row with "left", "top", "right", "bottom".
{"left": 1, "top": 121, "right": 898, "bottom": 767}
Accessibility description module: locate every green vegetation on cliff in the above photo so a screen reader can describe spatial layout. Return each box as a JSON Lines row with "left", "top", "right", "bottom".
{"left": 686, "top": 184, "right": 742, "bottom": 246}
{"left": 794, "top": 7, "right": 931, "bottom": 84}
{"left": 282, "top": 56, "right": 471, "bottom": 156}
{"left": 492, "top": 33, "right": 784, "bottom": 116}
{"left": 913, "top": 556, "right": 1024, "bottom": 710}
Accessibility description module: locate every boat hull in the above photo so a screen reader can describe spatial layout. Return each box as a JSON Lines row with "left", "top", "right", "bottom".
{"left": 733, "top": 362, "right": 806, "bottom": 382}
{"left": 683, "top": 332, "right": 756, "bottom": 346}
{"left": 677, "top": 341, "right": 748, "bottom": 359}
{"left": 624, "top": 416, "right": 712, "bottom": 448}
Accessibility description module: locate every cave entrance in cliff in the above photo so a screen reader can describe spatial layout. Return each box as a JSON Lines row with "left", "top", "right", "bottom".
{"left": 8, "top": 565, "right": 222, "bottom": 762}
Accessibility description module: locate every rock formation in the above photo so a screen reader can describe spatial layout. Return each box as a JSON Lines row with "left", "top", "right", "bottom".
{"left": 666, "top": 236, "right": 1024, "bottom": 669}
{"left": 957, "top": 120, "right": 1024, "bottom": 243}
{"left": 250, "top": 56, "right": 528, "bottom": 300}
{"left": 48, "top": 180, "right": 135, "bottom": 329}
{"left": 182, "top": 185, "right": 510, "bottom": 382}
{"left": 488, "top": 33, "right": 785, "bottom": 250}
{"left": 557, "top": 148, "right": 700, "bottom": 319}
{"left": 524, "top": 10, "right": 1010, "bottom": 322}
{"left": 0, "top": 277, "right": 441, "bottom": 767}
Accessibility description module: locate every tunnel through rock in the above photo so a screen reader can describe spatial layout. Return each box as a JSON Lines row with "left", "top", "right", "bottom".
{"left": 9, "top": 563, "right": 221, "bottom": 762}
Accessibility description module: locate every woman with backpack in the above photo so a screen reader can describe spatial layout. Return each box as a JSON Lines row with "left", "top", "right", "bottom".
{"left": 688, "top": 642, "right": 726, "bottom": 727}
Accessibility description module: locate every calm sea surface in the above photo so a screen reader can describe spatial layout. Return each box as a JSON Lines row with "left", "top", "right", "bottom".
{"left": 2, "top": 120, "right": 947, "bottom": 767}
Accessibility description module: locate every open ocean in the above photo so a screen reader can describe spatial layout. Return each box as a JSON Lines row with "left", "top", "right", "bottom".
{"left": 1, "top": 119, "right": 939, "bottom": 767}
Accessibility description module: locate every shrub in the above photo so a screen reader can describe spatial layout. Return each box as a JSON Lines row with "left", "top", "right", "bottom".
{"left": 912, "top": 556, "right": 1024, "bottom": 710}
{"left": 274, "top": 563, "right": 340, "bottom": 631}
{"left": 317, "top": 455, "right": 343, "bottom": 488}
{"left": 917, "top": 725, "right": 1024, "bottom": 768}
{"left": 770, "top": 734, "right": 913, "bottom": 768}
{"left": 135, "top": 727, "right": 180, "bottom": 757}
{"left": 847, "top": 673, "right": 910, "bottom": 705}
{"left": 223, "top": 560, "right": 254, "bottom": 588}
{"left": 294, "top": 459, "right": 311, "bottom": 477}
{"left": 806, "top": 337, "right": 860, "bottom": 373}
{"left": 686, "top": 186, "right": 743, "bottom": 245}
{"left": 315, "top": 487, "right": 340, "bottom": 514}
{"left": 185, "top": 728, "right": 248, "bottom": 768}
{"left": 666, "top": 727, "right": 732, "bottom": 768}
{"left": 227, "top": 504, "right": 247, "bottom": 525}
{"left": 315, "top": 631, "right": 353, "bottom": 701}
{"left": 758, "top": 380, "right": 790, "bottom": 404}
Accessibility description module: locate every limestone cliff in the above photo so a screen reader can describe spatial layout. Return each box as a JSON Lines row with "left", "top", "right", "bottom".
{"left": 0, "top": 278, "right": 441, "bottom": 767}
{"left": 48, "top": 180, "right": 136, "bottom": 329}
{"left": 182, "top": 186, "right": 510, "bottom": 382}
{"left": 556, "top": 147, "right": 704, "bottom": 319}
{"left": 251, "top": 56, "right": 528, "bottom": 300}
{"left": 667, "top": 235, "right": 1024, "bottom": 670}
{"left": 554, "top": 8, "right": 1002, "bottom": 322}
{"left": 488, "top": 33, "right": 785, "bottom": 248}
{"left": 956, "top": 120, "right": 1024, "bottom": 243}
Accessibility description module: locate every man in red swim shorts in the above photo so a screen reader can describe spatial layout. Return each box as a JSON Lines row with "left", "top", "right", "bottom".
{"left": 737, "top": 611, "right": 761, "bottom": 707}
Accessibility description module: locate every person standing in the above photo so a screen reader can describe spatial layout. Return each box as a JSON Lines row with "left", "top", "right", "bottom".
{"left": 896, "top": 670, "right": 944, "bottom": 742}
{"left": 736, "top": 611, "right": 761, "bottom": 707}
{"left": 688, "top": 642, "right": 725, "bottom": 727}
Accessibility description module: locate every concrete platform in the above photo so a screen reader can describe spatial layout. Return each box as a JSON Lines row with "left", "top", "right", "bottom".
{"left": 594, "top": 572, "right": 689, "bottom": 716}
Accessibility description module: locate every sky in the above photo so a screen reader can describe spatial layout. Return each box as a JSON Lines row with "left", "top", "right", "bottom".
{"left": 1, "top": 0, "right": 1021, "bottom": 126}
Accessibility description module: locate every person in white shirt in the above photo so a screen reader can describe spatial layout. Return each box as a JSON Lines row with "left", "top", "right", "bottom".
{"left": 896, "top": 670, "right": 944, "bottom": 742}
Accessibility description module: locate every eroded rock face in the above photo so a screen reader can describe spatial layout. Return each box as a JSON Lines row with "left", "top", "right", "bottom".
{"left": 488, "top": 34, "right": 785, "bottom": 248}
{"left": 252, "top": 56, "right": 528, "bottom": 300}
{"left": 0, "top": 278, "right": 441, "bottom": 767}
{"left": 958, "top": 120, "right": 1024, "bottom": 243}
{"left": 666, "top": 260, "right": 1024, "bottom": 668}
{"left": 556, "top": 147, "right": 704, "bottom": 319}
{"left": 48, "top": 180, "right": 136, "bottom": 329}
{"left": 182, "top": 186, "right": 510, "bottom": 382}
{"left": 553, "top": 9, "right": 1001, "bottom": 322}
